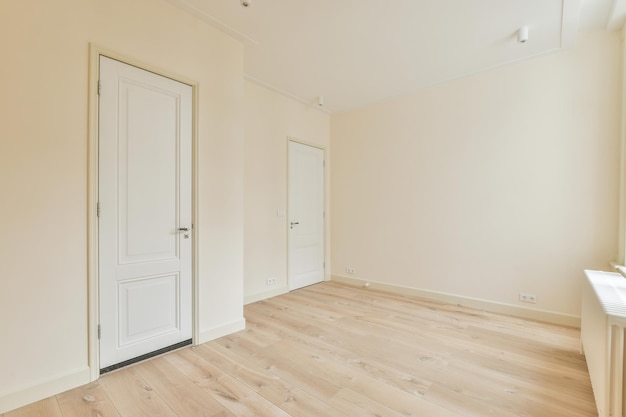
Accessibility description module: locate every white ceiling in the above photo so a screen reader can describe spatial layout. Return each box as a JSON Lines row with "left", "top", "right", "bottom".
{"left": 164, "top": 0, "right": 624, "bottom": 113}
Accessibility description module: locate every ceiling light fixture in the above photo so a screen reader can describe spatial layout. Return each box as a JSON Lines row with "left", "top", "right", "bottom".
{"left": 518, "top": 26, "right": 529, "bottom": 43}
{"left": 241, "top": 0, "right": 250, "bottom": 7}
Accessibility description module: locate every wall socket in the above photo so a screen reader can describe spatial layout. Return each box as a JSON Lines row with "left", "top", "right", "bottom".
{"left": 519, "top": 292, "right": 537, "bottom": 304}
{"left": 266, "top": 277, "right": 277, "bottom": 286}
{"left": 346, "top": 267, "right": 355, "bottom": 274}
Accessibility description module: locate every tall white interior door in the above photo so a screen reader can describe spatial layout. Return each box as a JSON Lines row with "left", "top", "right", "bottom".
{"left": 288, "top": 141, "right": 325, "bottom": 290}
{"left": 98, "top": 56, "right": 192, "bottom": 369}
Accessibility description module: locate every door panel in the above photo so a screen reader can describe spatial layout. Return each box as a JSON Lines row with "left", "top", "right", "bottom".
{"left": 98, "top": 56, "right": 192, "bottom": 369}
{"left": 288, "top": 141, "right": 325, "bottom": 290}
{"left": 118, "top": 274, "right": 179, "bottom": 346}
{"left": 119, "top": 80, "right": 179, "bottom": 265}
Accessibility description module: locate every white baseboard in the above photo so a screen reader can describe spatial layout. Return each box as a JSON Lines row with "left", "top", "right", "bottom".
{"left": 197, "top": 318, "right": 246, "bottom": 345}
{"left": 331, "top": 274, "right": 581, "bottom": 328}
{"left": 244, "top": 285, "right": 289, "bottom": 305}
{"left": 0, "top": 366, "right": 91, "bottom": 414}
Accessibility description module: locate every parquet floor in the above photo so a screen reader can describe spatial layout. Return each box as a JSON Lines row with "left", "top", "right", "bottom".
{"left": 4, "top": 281, "right": 597, "bottom": 417}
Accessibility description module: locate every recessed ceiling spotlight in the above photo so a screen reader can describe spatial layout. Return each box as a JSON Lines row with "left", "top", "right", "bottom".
{"left": 518, "top": 26, "right": 529, "bottom": 43}
{"left": 241, "top": 0, "right": 250, "bottom": 7}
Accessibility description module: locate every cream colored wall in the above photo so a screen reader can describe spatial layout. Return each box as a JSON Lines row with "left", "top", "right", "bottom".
{"left": 243, "top": 81, "right": 330, "bottom": 303}
{"left": 0, "top": 0, "right": 243, "bottom": 412}
{"left": 331, "top": 31, "right": 621, "bottom": 320}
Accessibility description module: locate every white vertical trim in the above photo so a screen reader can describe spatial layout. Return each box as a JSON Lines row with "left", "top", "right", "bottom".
{"left": 87, "top": 44, "right": 99, "bottom": 383}
{"left": 560, "top": 0, "right": 581, "bottom": 49}
{"left": 610, "top": 326, "right": 624, "bottom": 417}
{"left": 191, "top": 67, "right": 200, "bottom": 347}
{"left": 618, "top": 27, "right": 626, "bottom": 265}
{"left": 607, "top": 0, "right": 626, "bottom": 31}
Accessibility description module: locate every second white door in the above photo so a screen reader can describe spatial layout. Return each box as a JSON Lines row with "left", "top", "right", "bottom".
{"left": 288, "top": 141, "right": 325, "bottom": 291}
{"left": 98, "top": 56, "right": 193, "bottom": 369}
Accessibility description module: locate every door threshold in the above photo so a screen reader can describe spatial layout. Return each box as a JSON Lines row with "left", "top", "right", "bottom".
{"left": 100, "top": 339, "right": 192, "bottom": 374}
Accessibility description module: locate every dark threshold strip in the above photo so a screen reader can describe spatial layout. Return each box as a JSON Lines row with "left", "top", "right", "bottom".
{"left": 100, "top": 338, "right": 192, "bottom": 374}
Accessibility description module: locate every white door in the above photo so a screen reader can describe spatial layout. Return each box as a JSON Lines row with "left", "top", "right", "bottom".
{"left": 98, "top": 56, "right": 192, "bottom": 369}
{"left": 288, "top": 141, "right": 325, "bottom": 290}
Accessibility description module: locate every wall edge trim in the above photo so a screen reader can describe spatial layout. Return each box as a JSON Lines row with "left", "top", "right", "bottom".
{"left": 0, "top": 367, "right": 91, "bottom": 414}
{"left": 244, "top": 286, "right": 289, "bottom": 305}
{"left": 197, "top": 318, "right": 246, "bottom": 345}
{"left": 331, "top": 274, "right": 581, "bottom": 328}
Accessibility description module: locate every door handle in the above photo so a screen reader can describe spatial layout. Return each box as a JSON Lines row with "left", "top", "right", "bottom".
{"left": 290, "top": 222, "right": 299, "bottom": 229}
{"left": 178, "top": 227, "right": 190, "bottom": 239}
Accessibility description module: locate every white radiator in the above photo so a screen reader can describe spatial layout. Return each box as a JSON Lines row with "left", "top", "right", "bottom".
{"left": 582, "top": 270, "right": 626, "bottom": 417}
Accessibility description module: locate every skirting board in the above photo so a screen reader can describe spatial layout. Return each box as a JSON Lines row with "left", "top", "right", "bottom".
{"left": 244, "top": 285, "right": 289, "bottom": 305}
{"left": 197, "top": 317, "right": 246, "bottom": 345}
{"left": 1, "top": 318, "right": 246, "bottom": 414}
{"left": 332, "top": 274, "right": 581, "bottom": 328}
{"left": 0, "top": 366, "right": 91, "bottom": 414}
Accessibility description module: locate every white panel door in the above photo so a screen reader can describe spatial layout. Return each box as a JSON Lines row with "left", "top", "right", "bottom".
{"left": 288, "top": 141, "right": 325, "bottom": 290}
{"left": 98, "top": 56, "right": 192, "bottom": 369}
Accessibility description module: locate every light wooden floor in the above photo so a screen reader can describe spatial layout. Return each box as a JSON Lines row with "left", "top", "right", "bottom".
{"left": 4, "top": 281, "right": 597, "bottom": 417}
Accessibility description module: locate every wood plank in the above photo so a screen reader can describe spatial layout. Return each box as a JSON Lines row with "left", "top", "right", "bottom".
{"left": 100, "top": 366, "right": 178, "bottom": 417}
{"left": 193, "top": 342, "right": 352, "bottom": 417}
{"left": 133, "top": 354, "right": 232, "bottom": 417}
{"left": 243, "top": 308, "right": 436, "bottom": 391}
{"left": 435, "top": 360, "right": 596, "bottom": 417}
{"left": 56, "top": 380, "right": 121, "bottom": 417}
{"left": 327, "top": 388, "right": 410, "bottom": 417}
{"left": 245, "top": 298, "right": 453, "bottom": 383}
{"left": 211, "top": 333, "right": 343, "bottom": 403}
{"left": 244, "top": 304, "right": 438, "bottom": 395}
{"left": 269, "top": 339, "right": 465, "bottom": 417}
{"left": 4, "top": 398, "right": 63, "bottom": 417}
{"left": 167, "top": 348, "right": 293, "bottom": 417}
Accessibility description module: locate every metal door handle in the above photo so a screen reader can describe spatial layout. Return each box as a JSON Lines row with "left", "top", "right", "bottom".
{"left": 290, "top": 222, "right": 299, "bottom": 226}
{"left": 178, "top": 227, "right": 189, "bottom": 232}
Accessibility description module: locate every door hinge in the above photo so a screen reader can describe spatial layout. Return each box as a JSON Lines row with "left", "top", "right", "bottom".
{"left": 323, "top": 160, "right": 326, "bottom": 168}
{"left": 97, "top": 324, "right": 101, "bottom": 339}
{"left": 97, "top": 202, "right": 101, "bottom": 217}
{"left": 97, "top": 80, "right": 101, "bottom": 96}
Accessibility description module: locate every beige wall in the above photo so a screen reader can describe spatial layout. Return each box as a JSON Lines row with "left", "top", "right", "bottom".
{"left": 0, "top": 0, "right": 244, "bottom": 412}
{"left": 243, "top": 81, "right": 331, "bottom": 303}
{"left": 331, "top": 31, "right": 621, "bottom": 320}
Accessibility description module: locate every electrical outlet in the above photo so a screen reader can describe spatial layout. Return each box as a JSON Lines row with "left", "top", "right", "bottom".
{"left": 266, "top": 277, "right": 277, "bottom": 286}
{"left": 346, "top": 267, "right": 355, "bottom": 274}
{"left": 519, "top": 292, "right": 537, "bottom": 304}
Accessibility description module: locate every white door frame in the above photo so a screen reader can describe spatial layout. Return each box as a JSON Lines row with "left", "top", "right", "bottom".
{"left": 286, "top": 138, "right": 327, "bottom": 290}
{"left": 87, "top": 44, "right": 199, "bottom": 381}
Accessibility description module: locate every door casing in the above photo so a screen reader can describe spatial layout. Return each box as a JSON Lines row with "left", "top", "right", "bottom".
{"left": 87, "top": 44, "right": 199, "bottom": 381}
{"left": 287, "top": 138, "right": 326, "bottom": 291}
